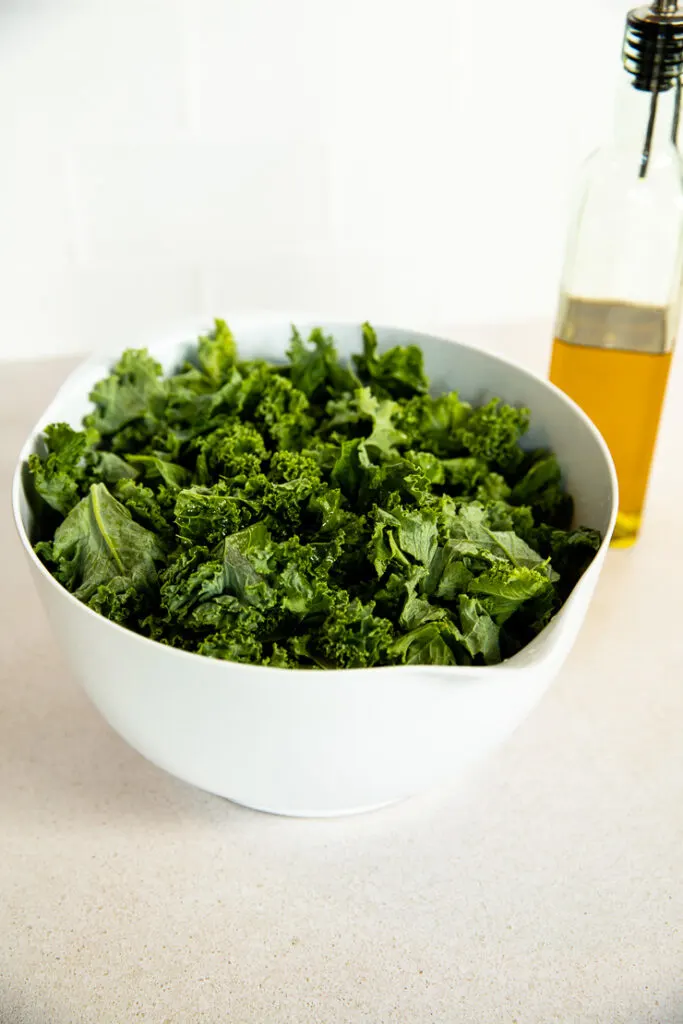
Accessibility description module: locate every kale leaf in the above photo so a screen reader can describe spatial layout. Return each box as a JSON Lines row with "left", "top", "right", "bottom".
{"left": 36, "top": 482, "right": 162, "bottom": 624}
{"left": 29, "top": 321, "right": 601, "bottom": 668}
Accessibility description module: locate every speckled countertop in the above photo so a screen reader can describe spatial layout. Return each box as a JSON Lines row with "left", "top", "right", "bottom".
{"left": 2, "top": 324, "right": 682, "bottom": 1024}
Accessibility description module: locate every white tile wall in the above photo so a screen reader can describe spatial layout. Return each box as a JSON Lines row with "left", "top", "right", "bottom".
{"left": 1, "top": 0, "right": 629, "bottom": 360}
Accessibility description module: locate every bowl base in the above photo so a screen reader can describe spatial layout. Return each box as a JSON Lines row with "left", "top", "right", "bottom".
{"left": 220, "top": 793, "right": 406, "bottom": 819}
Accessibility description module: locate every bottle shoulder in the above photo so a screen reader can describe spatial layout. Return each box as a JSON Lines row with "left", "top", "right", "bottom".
{"left": 578, "top": 142, "right": 683, "bottom": 181}
{"left": 569, "top": 144, "right": 683, "bottom": 218}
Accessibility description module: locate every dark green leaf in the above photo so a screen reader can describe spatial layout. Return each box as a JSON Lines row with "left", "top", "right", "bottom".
{"left": 86, "top": 349, "right": 166, "bottom": 435}
{"left": 126, "top": 454, "right": 189, "bottom": 488}
{"left": 457, "top": 398, "right": 529, "bottom": 471}
{"left": 44, "top": 482, "right": 162, "bottom": 608}
{"left": 457, "top": 595, "right": 501, "bottom": 665}
{"left": 352, "top": 322, "right": 429, "bottom": 400}
{"left": 96, "top": 451, "right": 139, "bottom": 484}
{"left": 389, "top": 621, "right": 464, "bottom": 666}
{"left": 175, "top": 488, "right": 247, "bottom": 546}
{"left": 30, "top": 320, "right": 600, "bottom": 668}
{"left": 287, "top": 326, "right": 359, "bottom": 399}
{"left": 28, "top": 423, "right": 88, "bottom": 516}
{"left": 198, "top": 318, "right": 237, "bottom": 385}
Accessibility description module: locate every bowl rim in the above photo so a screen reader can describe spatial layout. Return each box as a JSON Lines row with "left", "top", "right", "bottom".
{"left": 11, "top": 316, "right": 619, "bottom": 679}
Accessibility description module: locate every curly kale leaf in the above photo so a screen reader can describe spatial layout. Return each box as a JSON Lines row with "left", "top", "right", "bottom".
{"left": 85, "top": 349, "right": 167, "bottom": 436}
{"left": 126, "top": 454, "right": 189, "bottom": 489}
{"left": 511, "top": 452, "right": 573, "bottom": 528}
{"left": 369, "top": 505, "right": 438, "bottom": 576}
{"left": 313, "top": 597, "right": 395, "bottom": 669}
{"left": 174, "top": 488, "right": 250, "bottom": 546}
{"left": 287, "top": 326, "right": 359, "bottom": 401}
{"left": 113, "top": 478, "right": 175, "bottom": 546}
{"left": 36, "top": 482, "right": 162, "bottom": 622}
{"left": 28, "top": 423, "right": 89, "bottom": 516}
{"left": 197, "top": 318, "right": 237, "bottom": 386}
{"left": 397, "top": 392, "right": 471, "bottom": 457}
{"left": 458, "top": 398, "right": 530, "bottom": 471}
{"left": 389, "top": 620, "right": 465, "bottom": 666}
{"left": 353, "top": 322, "right": 429, "bottom": 400}
{"left": 29, "top": 321, "right": 601, "bottom": 669}
{"left": 326, "top": 387, "right": 407, "bottom": 457}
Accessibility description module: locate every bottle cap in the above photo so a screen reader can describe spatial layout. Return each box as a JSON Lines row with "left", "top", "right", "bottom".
{"left": 624, "top": 1, "right": 683, "bottom": 92}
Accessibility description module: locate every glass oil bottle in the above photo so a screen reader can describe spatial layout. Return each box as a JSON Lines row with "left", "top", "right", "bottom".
{"left": 549, "top": 0, "right": 683, "bottom": 547}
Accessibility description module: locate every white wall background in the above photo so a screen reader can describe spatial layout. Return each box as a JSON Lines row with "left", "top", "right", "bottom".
{"left": 1, "top": 0, "right": 631, "bottom": 360}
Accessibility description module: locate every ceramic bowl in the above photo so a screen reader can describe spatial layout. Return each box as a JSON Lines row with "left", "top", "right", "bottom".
{"left": 12, "top": 317, "right": 617, "bottom": 816}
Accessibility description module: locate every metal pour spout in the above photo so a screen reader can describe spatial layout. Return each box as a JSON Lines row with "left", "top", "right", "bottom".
{"left": 622, "top": 0, "right": 683, "bottom": 176}
{"left": 652, "top": 0, "right": 679, "bottom": 13}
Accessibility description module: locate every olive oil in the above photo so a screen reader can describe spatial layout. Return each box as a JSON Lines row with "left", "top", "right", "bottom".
{"left": 548, "top": 2, "right": 683, "bottom": 546}
{"left": 550, "top": 296, "right": 673, "bottom": 547}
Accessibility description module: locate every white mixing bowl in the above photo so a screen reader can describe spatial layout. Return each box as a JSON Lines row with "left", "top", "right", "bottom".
{"left": 12, "top": 318, "right": 617, "bottom": 817}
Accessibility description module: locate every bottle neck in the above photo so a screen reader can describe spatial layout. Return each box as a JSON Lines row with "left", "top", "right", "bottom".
{"left": 611, "top": 76, "right": 681, "bottom": 160}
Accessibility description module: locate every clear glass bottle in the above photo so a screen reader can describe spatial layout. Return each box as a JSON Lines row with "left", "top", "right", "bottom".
{"left": 549, "top": 0, "right": 683, "bottom": 547}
